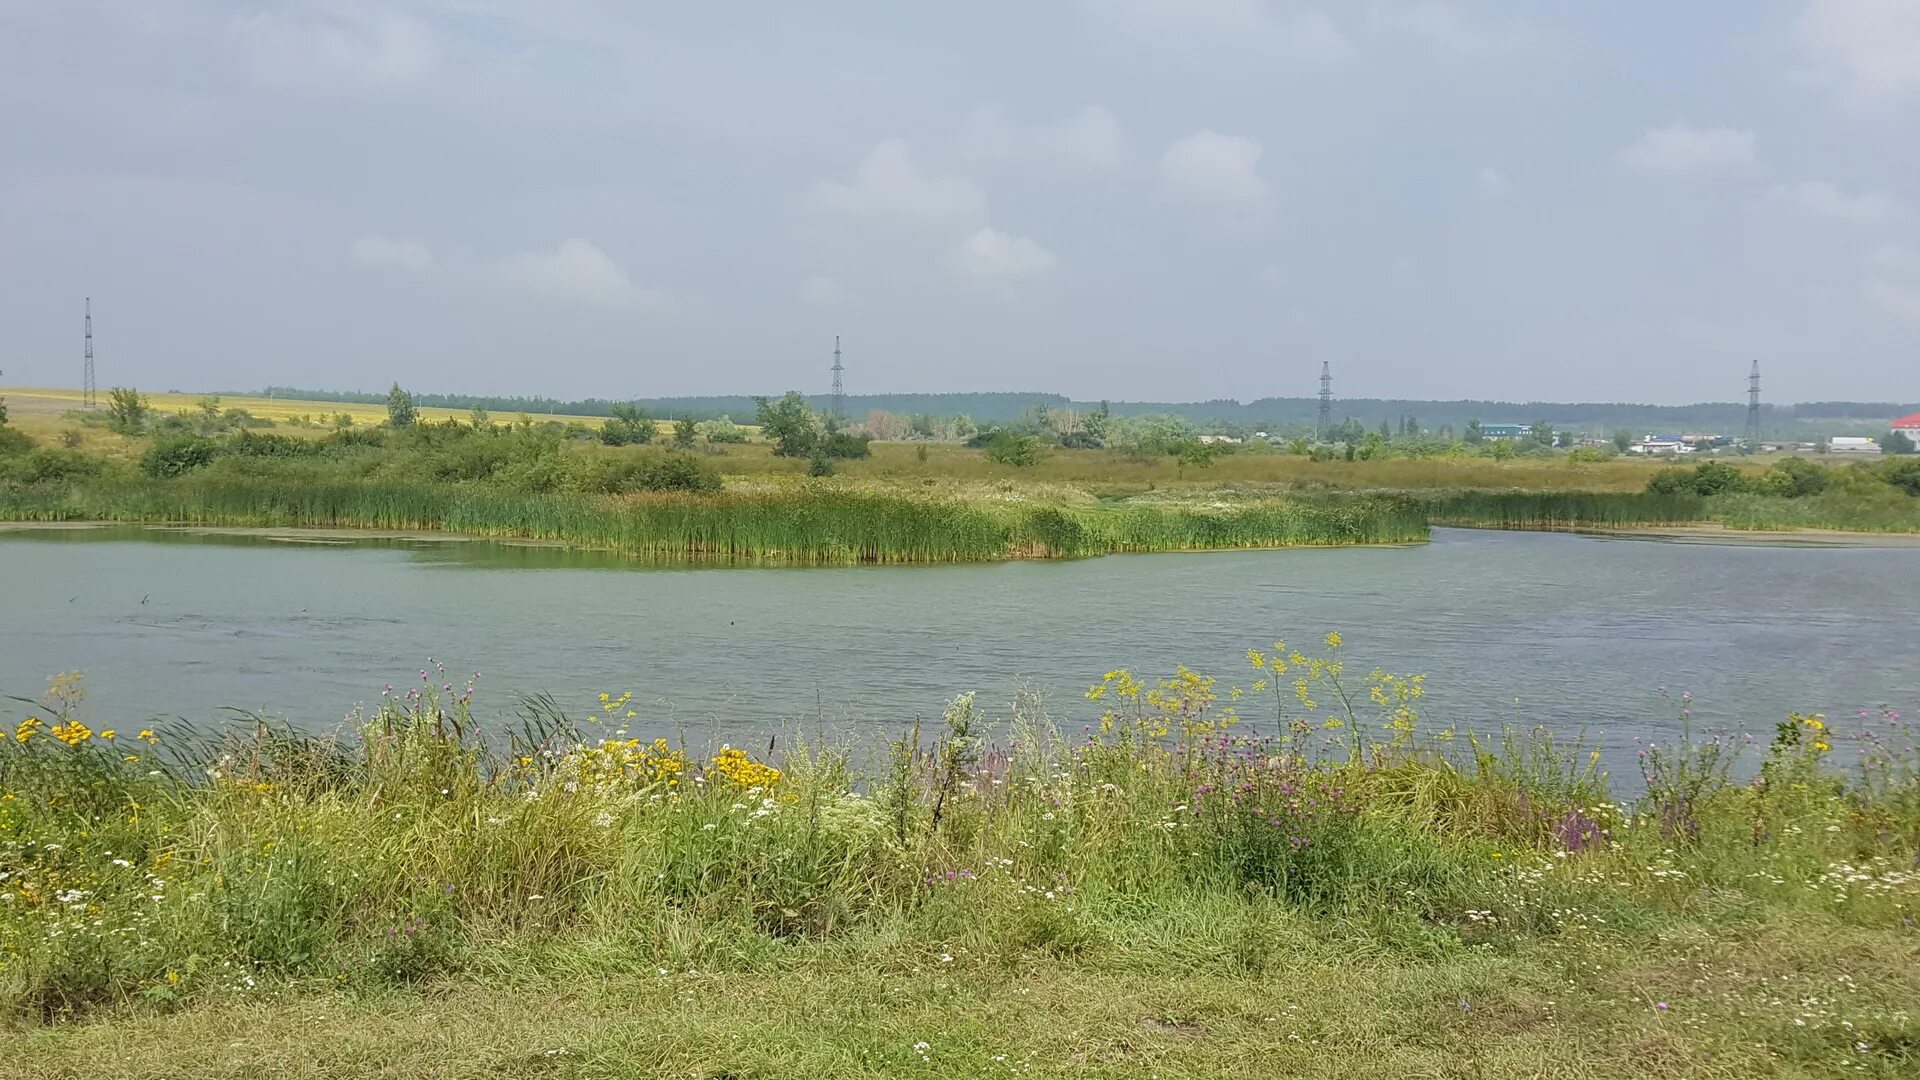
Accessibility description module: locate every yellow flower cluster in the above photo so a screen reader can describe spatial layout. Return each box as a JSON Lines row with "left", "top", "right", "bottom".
{"left": 562, "top": 737, "right": 688, "bottom": 788}
{"left": 14, "top": 717, "right": 43, "bottom": 744}
{"left": 49, "top": 720, "right": 94, "bottom": 747}
{"left": 1789, "top": 712, "right": 1831, "bottom": 756}
{"left": 708, "top": 747, "right": 782, "bottom": 789}
{"left": 1086, "top": 664, "right": 1237, "bottom": 739}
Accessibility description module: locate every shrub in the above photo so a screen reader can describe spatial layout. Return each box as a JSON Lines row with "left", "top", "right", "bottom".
{"left": 386, "top": 384, "right": 417, "bottom": 428}
{"left": 697, "top": 416, "right": 747, "bottom": 444}
{"left": 598, "top": 404, "right": 655, "bottom": 446}
{"left": 1884, "top": 458, "right": 1920, "bottom": 496}
{"left": 1759, "top": 457, "right": 1829, "bottom": 498}
{"left": 984, "top": 431, "right": 1045, "bottom": 467}
{"left": 1646, "top": 460, "right": 1749, "bottom": 497}
{"left": 0, "top": 447, "right": 104, "bottom": 484}
{"left": 0, "top": 426, "right": 32, "bottom": 457}
{"left": 592, "top": 452, "right": 722, "bottom": 494}
{"left": 105, "top": 387, "right": 149, "bottom": 435}
{"left": 139, "top": 434, "right": 219, "bottom": 479}
{"left": 819, "top": 431, "right": 871, "bottom": 459}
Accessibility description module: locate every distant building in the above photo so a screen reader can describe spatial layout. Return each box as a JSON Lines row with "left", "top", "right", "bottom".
{"left": 1631, "top": 434, "right": 1690, "bottom": 455}
{"left": 1893, "top": 412, "right": 1920, "bottom": 442}
{"left": 1196, "top": 434, "right": 1242, "bottom": 445}
{"left": 1830, "top": 436, "right": 1883, "bottom": 455}
{"left": 1479, "top": 423, "right": 1531, "bottom": 440}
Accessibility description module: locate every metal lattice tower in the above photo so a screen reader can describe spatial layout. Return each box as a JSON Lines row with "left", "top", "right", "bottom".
{"left": 1745, "top": 359, "right": 1761, "bottom": 442}
{"left": 1317, "top": 361, "right": 1332, "bottom": 440}
{"left": 83, "top": 298, "right": 96, "bottom": 408}
{"left": 829, "top": 335, "right": 845, "bottom": 423}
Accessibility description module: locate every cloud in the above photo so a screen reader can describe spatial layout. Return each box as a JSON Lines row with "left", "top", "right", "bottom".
{"left": 1798, "top": 0, "right": 1920, "bottom": 103}
{"left": 959, "top": 105, "right": 1127, "bottom": 171}
{"left": 1084, "top": 0, "right": 1352, "bottom": 62}
{"left": 951, "top": 228, "right": 1059, "bottom": 284}
{"left": 1473, "top": 166, "right": 1512, "bottom": 198}
{"left": 800, "top": 274, "right": 856, "bottom": 307}
{"left": 1617, "top": 123, "right": 1757, "bottom": 174}
{"left": 491, "top": 239, "right": 671, "bottom": 310}
{"left": 230, "top": 8, "right": 437, "bottom": 90}
{"left": 1866, "top": 245, "right": 1920, "bottom": 325}
{"left": 1161, "top": 131, "right": 1269, "bottom": 204}
{"left": 1766, "top": 181, "right": 1900, "bottom": 223}
{"left": 349, "top": 234, "right": 433, "bottom": 273}
{"left": 807, "top": 140, "right": 986, "bottom": 229}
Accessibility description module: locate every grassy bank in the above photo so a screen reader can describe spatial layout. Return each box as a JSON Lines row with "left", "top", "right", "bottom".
{"left": 3, "top": 647, "right": 1917, "bottom": 1076}
{"left": 0, "top": 481, "right": 1429, "bottom": 563}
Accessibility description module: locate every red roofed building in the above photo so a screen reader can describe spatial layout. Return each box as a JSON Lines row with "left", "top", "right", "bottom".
{"left": 1894, "top": 412, "right": 1920, "bottom": 440}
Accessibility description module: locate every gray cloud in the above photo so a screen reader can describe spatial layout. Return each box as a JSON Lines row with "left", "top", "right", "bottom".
{"left": 1, "top": 1, "right": 1916, "bottom": 404}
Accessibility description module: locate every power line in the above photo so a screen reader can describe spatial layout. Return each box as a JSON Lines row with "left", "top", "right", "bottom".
{"left": 1318, "top": 361, "right": 1332, "bottom": 440}
{"left": 83, "top": 298, "right": 96, "bottom": 409}
{"left": 829, "top": 335, "right": 845, "bottom": 423}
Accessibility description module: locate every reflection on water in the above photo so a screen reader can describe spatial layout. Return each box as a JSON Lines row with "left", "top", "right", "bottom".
{"left": 2, "top": 525, "right": 1916, "bottom": 779}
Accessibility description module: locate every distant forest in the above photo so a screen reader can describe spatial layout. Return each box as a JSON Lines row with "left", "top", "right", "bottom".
{"left": 260, "top": 387, "right": 1917, "bottom": 436}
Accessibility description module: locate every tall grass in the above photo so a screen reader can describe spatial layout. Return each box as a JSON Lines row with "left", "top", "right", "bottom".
{"left": 3, "top": 648, "right": 1916, "bottom": 1026}
{"left": 1423, "top": 490, "right": 1708, "bottom": 529}
{"left": 0, "top": 480, "right": 1428, "bottom": 563}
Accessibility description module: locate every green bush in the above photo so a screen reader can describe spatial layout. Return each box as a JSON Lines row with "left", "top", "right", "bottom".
{"left": 0, "top": 426, "right": 32, "bottom": 457}
{"left": 984, "top": 431, "right": 1045, "bottom": 467}
{"left": 139, "top": 434, "right": 219, "bottom": 479}
{"left": 819, "top": 431, "right": 871, "bottom": 459}
{"left": 0, "top": 448, "right": 104, "bottom": 485}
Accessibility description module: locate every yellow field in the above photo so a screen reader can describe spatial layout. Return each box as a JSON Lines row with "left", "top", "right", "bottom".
{"left": 0, "top": 386, "right": 680, "bottom": 456}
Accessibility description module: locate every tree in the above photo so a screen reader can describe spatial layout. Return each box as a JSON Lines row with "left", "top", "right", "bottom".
{"left": 0, "top": 395, "right": 8, "bottom": 427}
{"left": 1464, "top": 419, "right": 1484, "bottom": 445}
{"left": 1084, "top": 400, "right": 1111, "bottom": 443}
{"left": 754, "top": 392, "right": 819, "bottom": 457}
{"left": 1529, "top": 420, "right": 1555, "bottom": 446}
{"left": 1613, "top": 429, "right": 1635, "bottom": 453}
{"left": 386, "top": 384, "right": 417, "bottom": 428}
{"left": 106, "top": 387, "right": 149, "bottom": 434}
{"left": 697, "top": 415, "right": 747, "bottom": 444}
{"left": 672, "top": 416, "right": 699, "bottom": 450}
{"left": 984, "top": 430, "right": 1045, "bottom": 467}
{"left": 598, "top": 404, "right": 655, "bottom": 446}
{"left": 1881, "top": 430, "right": 1916, "bottom": 455}
{"left": 469, "top": 406, "right": 491, "bottom": 429}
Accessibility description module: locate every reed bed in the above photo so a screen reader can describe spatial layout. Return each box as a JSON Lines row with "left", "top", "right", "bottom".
{"left": 0, "top": 481, "right": 1429, "bottom": 563}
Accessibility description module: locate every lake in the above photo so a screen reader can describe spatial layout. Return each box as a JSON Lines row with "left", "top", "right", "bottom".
{"left": 2, "top": 525, "right": 1915, "bottom": 776}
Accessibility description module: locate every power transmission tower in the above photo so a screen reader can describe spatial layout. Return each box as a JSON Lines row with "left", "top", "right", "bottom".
{"left": 830, "top": 335, "right": 845, "bottom": 424}
{"left": 1745, "top": 359, "right": 1761, "bottom": 443}
{"left": 1317, "top": 361, "right": 1332, "bottom": 440}
{"left": 83, "top": 298, "right": 96, "bottom": 408}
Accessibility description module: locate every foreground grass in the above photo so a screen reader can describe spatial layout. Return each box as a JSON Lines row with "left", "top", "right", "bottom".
{"left": 3, "top": 640, "right": 1918, "bottom": 1076}
{"left": 8, "top": 917, "right": 1916, "bottom": 1079}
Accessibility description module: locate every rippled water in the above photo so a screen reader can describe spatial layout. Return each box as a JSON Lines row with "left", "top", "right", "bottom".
{"left": 3, "top": 526, "right": 1916, "bottom": 776}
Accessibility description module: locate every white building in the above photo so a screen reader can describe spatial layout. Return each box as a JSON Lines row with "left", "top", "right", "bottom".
{"left": 1830, "top": 436, "right": 1883, "bottom": 455}
{"left": 1893, "top": 412, "right": 1920, "bottom": 443}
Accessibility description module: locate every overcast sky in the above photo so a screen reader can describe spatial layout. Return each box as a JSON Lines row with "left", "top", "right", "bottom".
{"left": 2, "top": 1, "right": 1918, "bottom": 404}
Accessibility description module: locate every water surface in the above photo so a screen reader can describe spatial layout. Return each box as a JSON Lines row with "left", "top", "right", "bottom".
{"left": 2, "top": 526, "right": 1915, "bottom": 775}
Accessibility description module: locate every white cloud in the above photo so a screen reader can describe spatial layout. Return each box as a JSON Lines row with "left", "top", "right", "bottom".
{"left": 1084, "top": 0, "right": 1351, "bottom": 62}
{"left": 800, "top": 274, "right": 856, "bottom": 307}
{"left": 951, "top": 228, "right": 1059, "bottom": 284}
{"left": 230, "top": 8, "right": 437, "bottom": 90}
{"left": 959, "top": 105, "right": 1127, "bottom": 171}
{"left": 807, "top": 140, "right": 986, "bottom": 229}
{"left": 1767, "top": 181, "right": 1900, "bottom": 223}
{"left": 1799, "top": 0, "right": 1920, "bottom": 102}
{"left": 350, "top": 234, "right": 433, "bottom": 273}
{"left": 1161, "top": 131, "right": 1269, "bottom": 204}
{"left": 492, "top": 239, "right": 670, "bottom": 310}
{"left": 1866, "top": 245, "right": 1920, "bottom": 325}
{"left": 1473, "top": 166, "right": 1512, "bottom": 198}
{"left": 1618, "top": 123, "right": 1757, "bottom": 174}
